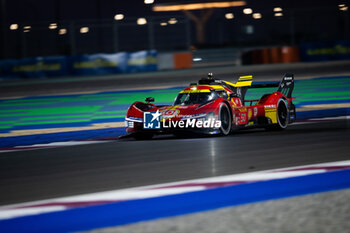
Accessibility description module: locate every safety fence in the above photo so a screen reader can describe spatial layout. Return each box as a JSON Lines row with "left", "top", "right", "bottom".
{"left": 299, "top": 40, "right": 350, "bottom": 62}
{"left": 241, "top": 40, "right": 350, "bottom": 65}
{"left": 1, "top": 40, "right": 350, "bottom": 79}
{"left": 0, "top": 50, "right": 158, "bottom": 79}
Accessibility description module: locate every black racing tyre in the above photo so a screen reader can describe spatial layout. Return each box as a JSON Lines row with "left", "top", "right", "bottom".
{"left": 277, "top": 98, "right": 289, "bottom": 129}
{"left": 132, "top": 133, "right": 154, "bottom": 140}
{"left": 266, "top": 98, "right": 289, "bottom": 131}
{"left": 219, "top": 103, "right": 232, "bottom": 135}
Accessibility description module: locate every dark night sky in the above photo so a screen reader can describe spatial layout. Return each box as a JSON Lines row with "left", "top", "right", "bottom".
{"left": 4, "top": 0, "right": 344, "bottom": 23}
{"left": 1, "top": 0, "right": 347, "bottom": 59}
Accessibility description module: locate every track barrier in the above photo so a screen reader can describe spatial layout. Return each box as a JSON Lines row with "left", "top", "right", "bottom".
{"left": 242, "top": 40, "right": 350, "bottom": 65}
{"left": 0, "top": 50, "right": 158, "bottom": 79}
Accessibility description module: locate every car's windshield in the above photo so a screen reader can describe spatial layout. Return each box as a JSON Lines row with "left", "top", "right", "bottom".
{"left": 174, "top": 92, "right": 217, "bottom": 105}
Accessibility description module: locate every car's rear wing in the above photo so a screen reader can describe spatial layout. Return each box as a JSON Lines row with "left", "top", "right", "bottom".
{"left": 250, "top": 73, "right": 294, "bottom": 98}
{"left": 277, "top": 73, "right": 294, "bottom": 98}
{"left": 250, "top": 83, "right": 279, "bottom": 88}
{"left": 195, "top": 73, "right": 294, "bottom": 100}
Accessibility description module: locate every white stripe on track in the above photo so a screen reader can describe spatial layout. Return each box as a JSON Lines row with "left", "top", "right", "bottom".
{"left": 0, "top": 140, "right": 113, "bottom": 153}
{"left": 15, "top": 140, "right": 112, "bottom": 148}
{"left": 1, "top": 159, "right": 350, "bottom": 220}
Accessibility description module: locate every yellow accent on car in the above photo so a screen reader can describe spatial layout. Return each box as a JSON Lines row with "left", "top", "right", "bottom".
{"left": 234, "top": 81, "right": 253, "bottom": 87}
{"left": 222, "top": 81, "right": 237, "bottom": 87}
{"left": 265, "top": 110, "right": 278, "bottom": 124}
{"left": 223, "top": 75, "right": 253, "bottom": 87}
{"left": 164, "top": 106, "right": 179, "bottom": 110}
{"left": 180, "top": 89, "right": 211, "bottom": 93}
{"left": 239, "top": 75, "right": 253, "bottom": 80}
{"left": 204, "top": 85, "right": 226, "bottom": 90}
{"left": 265, "top": 107, "right": 277, "bottom": 112}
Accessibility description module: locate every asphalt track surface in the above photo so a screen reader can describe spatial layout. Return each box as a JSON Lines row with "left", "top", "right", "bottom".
{"left": 1, "top": 60, "right": 350, "bottom": 207}
{"left": 1, "top": 119, "right": 349, "bottom": 206}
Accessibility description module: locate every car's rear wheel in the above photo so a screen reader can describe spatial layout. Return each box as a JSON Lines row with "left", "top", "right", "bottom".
{"left": 266, "top": 98, "right": 289, "bottom": 130}
{"left": 219, "top": 103, "right": 232, "bottom": 135}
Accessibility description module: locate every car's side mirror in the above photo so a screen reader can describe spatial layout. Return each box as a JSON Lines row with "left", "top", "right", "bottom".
{"left": 145, "top": 97, "right": 155, "bottom": 103}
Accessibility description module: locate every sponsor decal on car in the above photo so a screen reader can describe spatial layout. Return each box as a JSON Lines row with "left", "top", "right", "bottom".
{"left": 180, "top": 113, "right": 207, "bottom": 120}
{"left": 160, "top": 109, "right": 180, "bottom": 119}
{"left": 253, "top": 107, "right": 258, "bottom": 117}
{"left": 237, "top": 112, "right": 247, "bottom": 124}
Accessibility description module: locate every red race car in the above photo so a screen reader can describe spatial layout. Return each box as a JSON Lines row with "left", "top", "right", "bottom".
{"left": 125, "top": 73, "right": 296, "bottom": 139}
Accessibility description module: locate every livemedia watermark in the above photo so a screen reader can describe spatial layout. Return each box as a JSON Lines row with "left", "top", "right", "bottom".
{"left": 143, "top": 110, "right": 221, "bottom": 129}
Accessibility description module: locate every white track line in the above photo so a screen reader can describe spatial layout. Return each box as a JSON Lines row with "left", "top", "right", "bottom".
{"left": 1, "top": 160, "right": 350, "bottom": 220}
{"left": 0, "top": 140, "right": 113, "bottom": 153}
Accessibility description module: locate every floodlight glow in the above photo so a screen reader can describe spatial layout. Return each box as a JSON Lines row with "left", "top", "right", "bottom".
{"left": 253, "top": 13, "right": 261, "bottom": 19}
{"left": 153, "top": 1, "right": 246, "bottom": 11}
{"left": 225, "top": 13, "right": 234, "bottom": 19}
{"left": 59, "top": 28, "right": 67, "bottom": 35}
{"left": 338, "top": 4, "right": 345, "bottom": 7}
{"left": 274, "top": 12, "right": 283, "bottom": 17}
{"left": 80, "top": 27, "right": 89, "bottom": 33}
{"left": 160, "top": 22, "right": 167, "bottom": 26}
{"left": 49, "top": 23, "right": 57, "bottom": 30}
{"left": 340, "top": 6, "right": 348, "bottom": 11}
{"left": 114, "top": 14, "right": 124, "bottom": 20}
{"left": 23, "top": 26, "right": 31, "bottom": 29}
{"left": 243, "top": 8, "right": 253, "bottom": 14}
{"left": 137, "top": 18, "right": 147, "bottom": 25}
{"left": 144, "top": 0, "right": 154, "bottom": 4}
{"left": 10, "top": 24, "right": 18, "bottom": 30}
{"left": 273, "top": 7, "right": 282, "bottom": 12}
{"left": 168, "top": 18, "right": 177, "bottom": 24}
{"left": 23, "top": 30, "right": 30, "bottom": 33}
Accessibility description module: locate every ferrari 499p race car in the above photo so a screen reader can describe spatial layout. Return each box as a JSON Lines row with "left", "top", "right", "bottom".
{"left": 125, "top": 73, "right": 296, "bottom": 139}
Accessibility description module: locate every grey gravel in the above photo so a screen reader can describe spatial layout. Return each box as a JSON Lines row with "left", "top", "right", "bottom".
{"left": 84, "top": 188, "right": 350, "bottom": 233}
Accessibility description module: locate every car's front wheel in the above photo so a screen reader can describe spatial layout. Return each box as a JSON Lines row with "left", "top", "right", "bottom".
{"left": 219, "top": 103, "right": 232, "bottom": 135}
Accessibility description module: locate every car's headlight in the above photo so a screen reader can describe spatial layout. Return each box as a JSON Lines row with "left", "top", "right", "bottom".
{"left": 125, "top": 121, "right": 134, "bottom": 128}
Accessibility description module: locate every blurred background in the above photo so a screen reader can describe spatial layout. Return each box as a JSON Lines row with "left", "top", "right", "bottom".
{"left": 1, "top": 2, "right": 350, "bottom": 232}
{"left": 0, "top": 0, "right": 349, "bottom": 75}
